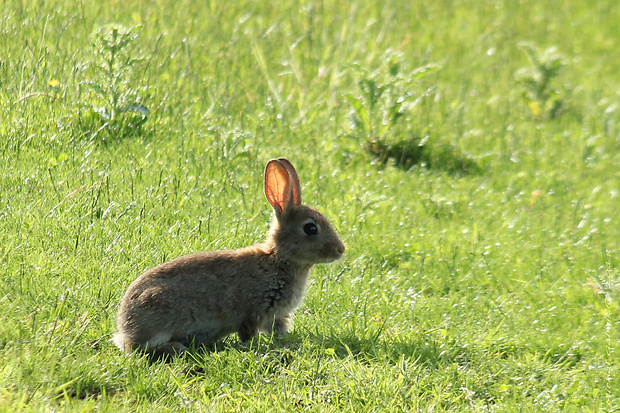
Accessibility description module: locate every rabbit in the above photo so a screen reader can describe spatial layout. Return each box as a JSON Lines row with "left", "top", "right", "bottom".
{"left": 113, "top": 158, "right": 345, "bottom": 356}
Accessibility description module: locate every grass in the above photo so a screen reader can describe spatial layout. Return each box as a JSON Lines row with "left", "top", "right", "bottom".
{"left": 1, "top": 0, "right": 619, "bottom": 411}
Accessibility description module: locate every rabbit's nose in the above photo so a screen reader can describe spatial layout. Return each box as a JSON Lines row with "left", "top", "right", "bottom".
{"left": 337, "top": 244, "right": 346, "bottom": 255}
{"left": 334, "top": 242, "right": 345, "bottom": 257}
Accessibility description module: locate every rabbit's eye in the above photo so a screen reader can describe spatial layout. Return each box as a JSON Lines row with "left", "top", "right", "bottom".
{"left": 303, "top": 222, "right": 318, "bottom": 236}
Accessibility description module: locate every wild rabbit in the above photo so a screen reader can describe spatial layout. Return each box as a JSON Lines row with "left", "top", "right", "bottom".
{"left": 113, "top": 158, "right": 345, "bottom": 355}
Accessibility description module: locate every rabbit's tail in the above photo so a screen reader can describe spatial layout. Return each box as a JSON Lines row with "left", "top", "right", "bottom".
{"left": 112, "top": 331, "right": 131, "bottom": 352}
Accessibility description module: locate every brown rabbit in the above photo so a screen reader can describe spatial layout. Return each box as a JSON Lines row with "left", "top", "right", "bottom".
{"left": 113, "top": 158, "right": 345, "bottom": 355}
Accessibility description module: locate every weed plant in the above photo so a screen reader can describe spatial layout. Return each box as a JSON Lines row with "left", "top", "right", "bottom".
{"left": 515, "top": 42, "right": 567, "bottom": 120}
{"left": 346, "top": 53, "right": 476, "bottom": 173}
{"left": 79, "top": 24, "right": 152, "bottom": 142}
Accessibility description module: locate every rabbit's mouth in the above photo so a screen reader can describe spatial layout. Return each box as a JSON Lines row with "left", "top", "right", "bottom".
{"left": 318, "top": 243, "right": 345, "bottom": 262}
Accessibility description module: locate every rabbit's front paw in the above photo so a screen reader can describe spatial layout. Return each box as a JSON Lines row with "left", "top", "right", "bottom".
{"left": 152, "top": 341, "right": 189, "bottom": 357}
{"left": 264, "top": 315, "right": 291, "bottom": 336}
{"left": 238, "top": 320, "right": 259, "bottom": 342}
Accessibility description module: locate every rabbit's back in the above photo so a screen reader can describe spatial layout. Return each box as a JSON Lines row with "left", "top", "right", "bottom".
{"left": 114, "top": 245, "right": 311, "bottom": 351}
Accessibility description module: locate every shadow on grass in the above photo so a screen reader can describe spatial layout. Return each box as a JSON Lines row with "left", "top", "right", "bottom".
{"left": 313, "top": 332, "right": 455, "bottom": 368}
{"left": 366, "top": 136, "right": 481, "bottom": 176}
{"left": 161, "top": 331, "right": 459, "bottom": 372}
{"left": 137, "top": 328, "right": 585, "bottom": 385}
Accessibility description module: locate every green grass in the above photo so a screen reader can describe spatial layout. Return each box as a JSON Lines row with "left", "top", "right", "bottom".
{"left": 1, "top": 0, "right": 619, "bottom": 411}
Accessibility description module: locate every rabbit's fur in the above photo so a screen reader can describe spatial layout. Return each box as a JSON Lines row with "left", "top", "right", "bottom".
{"left": 113, "top": 158, "right": 345, "bottom": 355}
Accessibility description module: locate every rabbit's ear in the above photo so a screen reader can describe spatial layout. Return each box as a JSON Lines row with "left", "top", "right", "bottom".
{"left": 274, "top": 158, "right": 301, "bottom": 205}
{"left": 265, "top": 159, "right": 294, "bottom": 215}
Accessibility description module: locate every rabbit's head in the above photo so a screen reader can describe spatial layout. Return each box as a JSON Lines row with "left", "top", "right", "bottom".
{"left": 264, "top": 158, "right": 345, "bottom": 266}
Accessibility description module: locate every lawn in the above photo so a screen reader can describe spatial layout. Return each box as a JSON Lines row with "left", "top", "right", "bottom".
{"left": 1, "top": 0, "right": 619, "bottom": 411}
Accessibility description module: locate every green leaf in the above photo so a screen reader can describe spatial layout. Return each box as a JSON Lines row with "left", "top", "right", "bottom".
{"left": 410, "top": 63, "right": 442, "bottom": 81}
{"left": 95, "top": 106, "right": 111, "bottom": 120}
{"left": 345, "top": 93, "right": 371, "bottom": 134}
{"left": 83, "top": 81, "right": 106, "bottom": 97}
{"left": 122, "top": 104, "right": 150, "bottom": 115}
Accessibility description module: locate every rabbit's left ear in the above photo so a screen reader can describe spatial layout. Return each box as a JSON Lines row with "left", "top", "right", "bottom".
{"left": 274, "top": 158, "right": 301, "bottom": 205}
{"left": 264, "top": 158, "right": 301, "bottom": 216}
